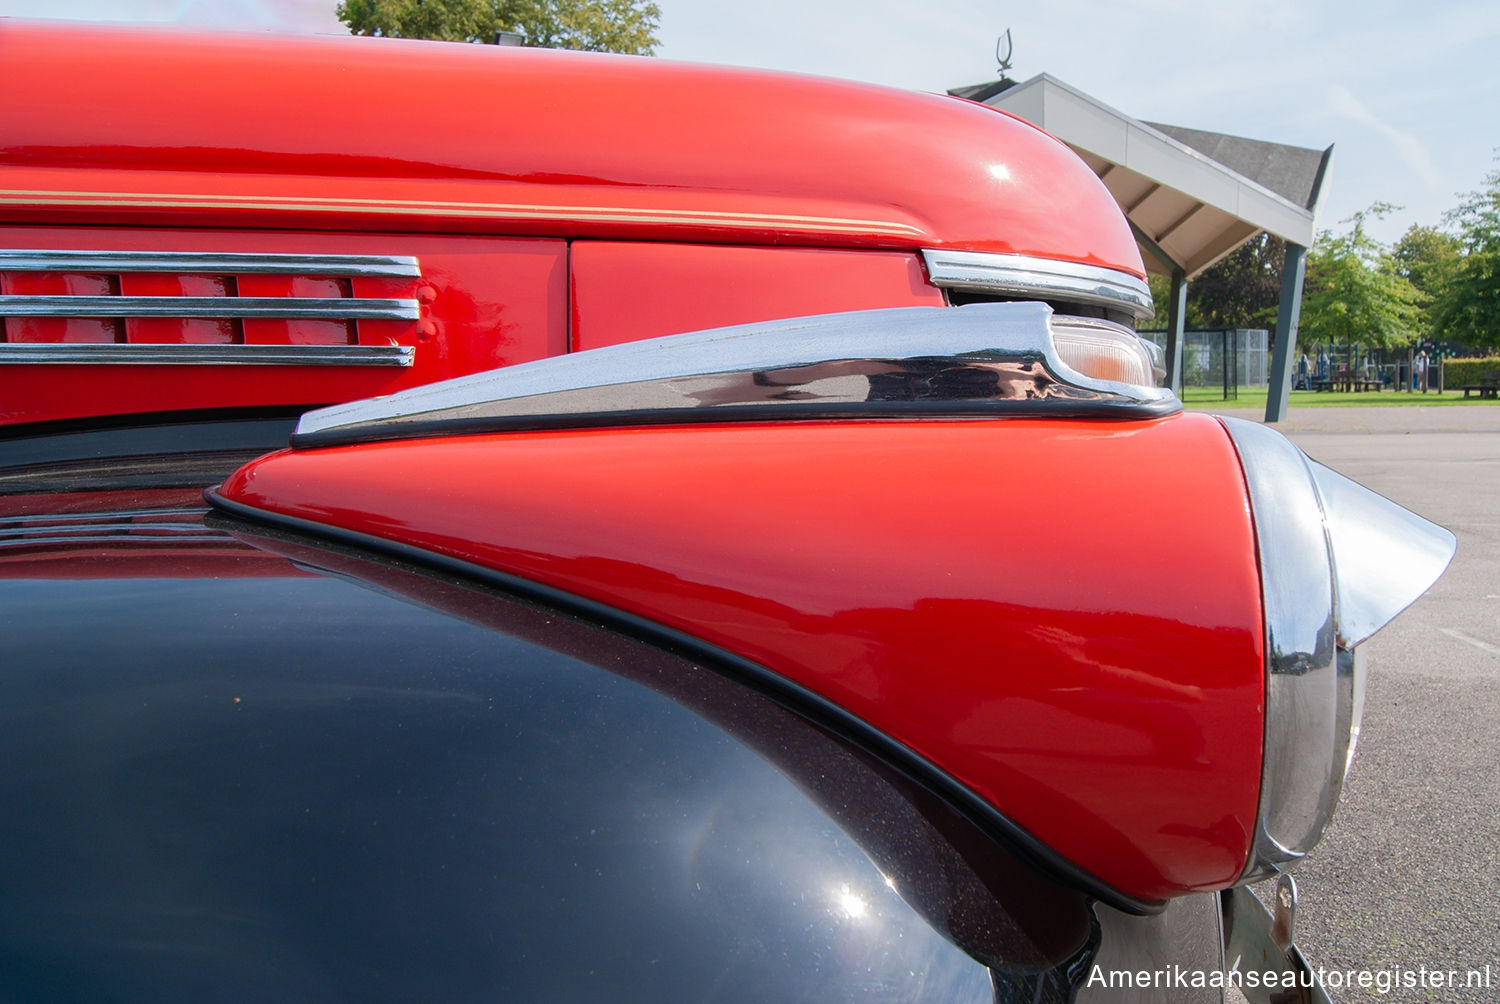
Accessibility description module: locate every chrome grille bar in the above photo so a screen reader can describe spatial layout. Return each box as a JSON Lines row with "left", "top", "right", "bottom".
{"left": 0, "top": 250, "right": 421, "bottom": 277}
{"left": 0, "top": 533, "right": 231, "bottom": 550}
{"left": 0, "top": 522, "right": 219, "bottom": 540}
{"left": 0, "top": 343, "right": 414, "bottom": 366}
{"left": 0, "top": 295, "right": 419, "bottom": 320}
{"left": 921, "top": 249, "right": 1154, "bottom": 321}
{"left": 1, "top": 506, "right": 210, "bottom": 524}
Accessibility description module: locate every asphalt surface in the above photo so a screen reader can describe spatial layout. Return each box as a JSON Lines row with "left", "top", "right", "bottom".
{"left": 1212, "top": 404, "right": 1500, "bottom": 1003}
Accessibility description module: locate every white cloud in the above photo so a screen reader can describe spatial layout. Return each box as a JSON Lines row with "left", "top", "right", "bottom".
{"left": 1326, "top": 83, "right": 1445, "bottom": 192}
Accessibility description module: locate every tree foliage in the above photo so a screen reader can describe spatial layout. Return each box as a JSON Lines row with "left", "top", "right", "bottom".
{"left": 1393, "top": 224, "right": 1461, "bottom": 298}
{"left": 337, "top": 0, "right": 661, "bottom": 54}
{"left": 1434, "top": 165, "right": 1500, "bottom": 351}
{"left": 1146, "top": 234, "right": 1287, "bottom": 331}
{"left": 1147, "top": 274, "right": 1175, "bottom": 325}
{"left": 1298, "top": 206, "right": 1423, "bottom": 351}
{"left": 1391, "top": 224, "right": 1461, "bottom": 343}
{"left": 1187, "top": 232, "right": 1286, "bottom": 329}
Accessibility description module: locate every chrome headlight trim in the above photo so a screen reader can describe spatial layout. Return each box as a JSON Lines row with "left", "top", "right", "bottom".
{"left": 920, "top": 249, "right": 1155, "bottom": 321}
{"left": 1220, "top": 417, "right": 1340, "bottom": 877}
{"left": 1221, "top": 416, "right": 1455, "bottom": 880}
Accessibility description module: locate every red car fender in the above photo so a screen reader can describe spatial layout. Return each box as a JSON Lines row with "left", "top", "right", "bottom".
{"left": 217, "top": 412, "right": 1265, "bottom": 904}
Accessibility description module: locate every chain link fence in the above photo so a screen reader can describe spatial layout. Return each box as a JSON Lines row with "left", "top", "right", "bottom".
{"left": 1139, "top": 329, "right": 1269, "bottom": 397}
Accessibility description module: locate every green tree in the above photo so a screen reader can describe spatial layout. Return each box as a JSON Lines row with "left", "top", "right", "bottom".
{"left": 1435, "top": 165, "right": 1500, "bottom": 351}
{"left": 1187, "top": 232, "right": 1285, "bottom": 329}
{"left": 1392, "top": 224, "right": 1461, "bottom": 342}
{"left": 1298, "top": 206, "right": 1423, "bottom": 353}
{"left": 1147, "top": 273, "right": 1177, "bottom": 326}
{"left": 1393, "top": 224, "right": 1461, "bottom": 297}
{"left": 337, "top": 0, "right": 662, "bottom": 54}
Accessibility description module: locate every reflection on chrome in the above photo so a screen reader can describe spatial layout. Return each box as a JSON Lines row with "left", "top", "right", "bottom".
{"left": 292, "top": 302, "right": 1179, "bottom": 447}
{"left": 920, "top": 248, "right": 1155, "bottom": 320}
{"left": 833, "top": 883, "right": 868, "bottom": 921}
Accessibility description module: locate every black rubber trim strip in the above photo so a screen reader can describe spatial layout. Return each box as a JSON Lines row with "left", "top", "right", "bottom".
{"left": 0, "top": 405, "right": 313, "bottom": 442}
{"left": 291, "top": 395, "right": 1183, "bottom": 449}
{"left": 206, "top": 484, "right": 1168, "bottom": 917}
{"left": 0, "top": 414, "right": 300, "bottom": 470}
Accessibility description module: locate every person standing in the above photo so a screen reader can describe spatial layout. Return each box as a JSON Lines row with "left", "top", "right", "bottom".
{"left": 1415, "top": 350, "right": 1429, "bottom": 393}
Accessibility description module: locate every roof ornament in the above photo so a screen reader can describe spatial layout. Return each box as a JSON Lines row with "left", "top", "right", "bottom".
{"left": 995, "top": 29, "right": 1014, "bottom": 77}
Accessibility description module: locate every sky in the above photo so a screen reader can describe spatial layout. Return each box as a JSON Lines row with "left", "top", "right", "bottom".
{"left": 5, "top": 0, "right": 1497, "bottom": 246}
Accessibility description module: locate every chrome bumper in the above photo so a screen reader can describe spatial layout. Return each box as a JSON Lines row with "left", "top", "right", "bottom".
{"left": 1221, "top": 876, "right": 1333, "bottom": 1004}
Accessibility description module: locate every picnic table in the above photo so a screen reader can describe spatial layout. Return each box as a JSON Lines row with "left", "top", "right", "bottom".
{"left": 1462, "top": 372, "right": 1500, "bottom": 399}
{"left": 1317, "top": 370, "right": 1381, "bottom": 392}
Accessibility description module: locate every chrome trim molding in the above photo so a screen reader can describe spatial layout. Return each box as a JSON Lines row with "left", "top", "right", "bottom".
{"left": 1220, "top": 416, "right": 1455, "bottom": 881}
{"left": 0, "top": 520, "right": 213, "bottom": 539}
{"left": 1221, "top": 416, "right": 1339, "bottom": 877}
{"left": 0, "top": 295, "right": 419, "bottom": 320}
{"left": 921, "top": 249, "right": 1155, "bottom": 321}
{"left": 0, "top": 534, "right": 229, "bottom": 549}
{"left": 0, "top": 250, "right": 421, "bottom": 277}
{"left": 0, "top": 506, "right": 210, "bottom": 524}
{"left": 1305, "top": 460, "right": 1457, "bottom": 648}
{"left": 292, "top": 303, "right": 1180, "bottom": 447}
{"left": 0, "top": 343, "right": 413, "bottom": 366}
{"left": 0, "top": 503, "right": 222, "bottom": 550}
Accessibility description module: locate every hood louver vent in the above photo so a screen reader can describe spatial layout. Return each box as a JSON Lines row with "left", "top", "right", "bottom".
{"left": 0, "top": 250, "right": 419, "bottom": 366}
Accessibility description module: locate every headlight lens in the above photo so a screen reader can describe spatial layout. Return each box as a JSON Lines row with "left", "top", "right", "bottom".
{"left": 1050, "top": 316, "right": 1155, "bottom": 387}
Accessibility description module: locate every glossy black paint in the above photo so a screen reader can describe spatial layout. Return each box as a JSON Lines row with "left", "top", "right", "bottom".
{"left": 0, "top": 503, "right": 1101, "bottom": 1002}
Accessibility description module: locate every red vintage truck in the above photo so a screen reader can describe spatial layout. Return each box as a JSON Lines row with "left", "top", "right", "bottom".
{"left": 0, "top": 21, "right": 1452, "bottom": 1003}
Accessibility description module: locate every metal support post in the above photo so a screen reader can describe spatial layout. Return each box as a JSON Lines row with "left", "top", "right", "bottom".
{"left": 1265, "top": 243, "right": 1307, "bottom": 423}
{"left": 1165, "top": 268, "right": 1187, "bottom": 395}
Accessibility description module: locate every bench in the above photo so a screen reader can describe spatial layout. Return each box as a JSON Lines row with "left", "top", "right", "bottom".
{"left": 1461, "top": 371, "right": 1500, "bottom": 399}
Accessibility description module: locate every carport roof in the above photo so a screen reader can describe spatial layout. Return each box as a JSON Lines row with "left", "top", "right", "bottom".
{"left": 951, "top": 74, "right": 1332, "bottom": 278}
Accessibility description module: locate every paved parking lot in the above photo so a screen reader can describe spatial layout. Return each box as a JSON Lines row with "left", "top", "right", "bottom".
{"left": 1214, "top": 405, "right": 1500, "bottom": 1002}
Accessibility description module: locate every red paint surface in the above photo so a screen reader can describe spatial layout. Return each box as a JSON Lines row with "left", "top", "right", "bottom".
{"left": 119, "top": 272, "right": 237, "bottom": 345}
{"left": 0, "top": 227, "right": 566, "bottom": 425}
{"left": 218, "top": 413, "right": 1266, "bottom": 901}
{"left": 570, "top": 243, "right": 944, "bottom": 351}
{"left": 0, "top": 22, "right": 1142, "bottom": 274}
{"left": 0, "top": 270, "right": 118, "bottom": 343}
